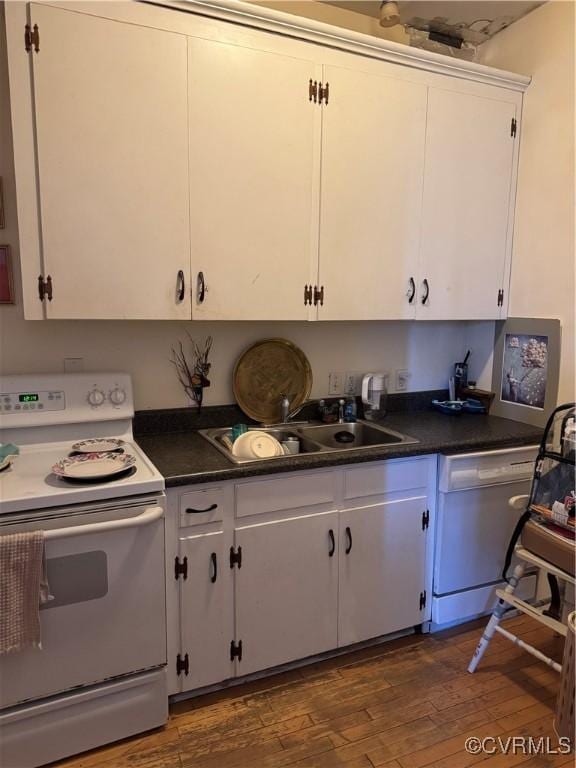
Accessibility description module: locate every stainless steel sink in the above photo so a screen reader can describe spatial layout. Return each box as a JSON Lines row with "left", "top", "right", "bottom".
{"left": 295, "top": 421, "right": 418, "bottom": 450}
{"left": 199, "top": 420, "right": 418, "bottom": 464}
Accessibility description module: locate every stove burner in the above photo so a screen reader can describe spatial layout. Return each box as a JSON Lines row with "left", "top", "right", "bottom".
{"left": 56, "top": 466, "right": 137, "bottom": 485}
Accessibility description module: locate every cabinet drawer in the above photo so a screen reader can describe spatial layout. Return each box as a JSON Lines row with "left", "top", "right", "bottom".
{"left": 344, "top": 458, "right": 430, "bottom": 500}
{"left": 236, "top": 472, "right": 336, "bottom": 518}
{"left": 179, "top": 487, "right": 224, "bottom": 527}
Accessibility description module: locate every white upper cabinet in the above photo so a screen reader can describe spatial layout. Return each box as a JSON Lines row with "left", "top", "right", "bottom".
{"left": 29, "top": 4, "right": 190, "bottom": 319}
{"left": 417, "top": 88, "right": 518, "bottom": 320}
{"left": 317, "top": 59, "right": 427, "bottom": 320}
{"left": 7, "top": 1, "right": 526, "bottom": 321}
{"left": 188, "top": 36, "right": 321, "bottom": 320}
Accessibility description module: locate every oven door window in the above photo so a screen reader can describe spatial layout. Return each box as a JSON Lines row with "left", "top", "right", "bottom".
{"left": 42, "top": 551, "right": 109, "bottom": 609}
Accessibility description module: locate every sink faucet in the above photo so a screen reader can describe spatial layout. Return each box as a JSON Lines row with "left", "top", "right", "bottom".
{"left": 279, "top": 394, "right": 307, "bottom": 424}
{"left": 280, "top": 394, "right": 290, "bottom": 423}
{"left": 338, "top": 398, "right": 345, "bottom": 424}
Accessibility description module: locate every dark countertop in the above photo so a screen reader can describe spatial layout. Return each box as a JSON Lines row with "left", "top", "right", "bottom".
{"left": 136, "top": 411, "right": 543, "bottom": 488}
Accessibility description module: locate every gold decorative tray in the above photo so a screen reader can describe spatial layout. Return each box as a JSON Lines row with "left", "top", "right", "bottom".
{"left": 233, "top": 338, "right": 312, "bottom": 424}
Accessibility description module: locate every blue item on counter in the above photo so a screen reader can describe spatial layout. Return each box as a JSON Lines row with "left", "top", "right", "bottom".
{"left": 462, "top": 398, "right": 486, "bottom": 414}
{"left": 344, "top": 398, "right": 357, "bottom": 423}
{"left": 432, "top": 399, "right": 486, "bottom": 415}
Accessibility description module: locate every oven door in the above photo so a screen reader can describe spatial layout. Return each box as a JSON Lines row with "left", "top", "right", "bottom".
{"left": 0, "top": 498, "right": 166, "bottom": 709}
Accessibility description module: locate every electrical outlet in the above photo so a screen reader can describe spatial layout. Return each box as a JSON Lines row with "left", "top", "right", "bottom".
{"left": 64, "top": 357, "right": 84, "bottom": 373}
{"left": 328, "top": 371, "right": 344, "bottom": 396}
{"left": 344, "top": 372, "right": 358, "bottom": 396}
{"left": 395, "top": 369, "right": 410, "bottom": 392}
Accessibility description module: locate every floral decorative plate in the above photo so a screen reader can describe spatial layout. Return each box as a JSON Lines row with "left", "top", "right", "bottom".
{"left": 52, "top": 452, "right": 136, "bottom": 480}
{"left": 71, "top": 438, "right": 126, "bottom": 453}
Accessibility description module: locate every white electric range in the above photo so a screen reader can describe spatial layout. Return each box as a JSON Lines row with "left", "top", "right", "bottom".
{"left": 0, "top": 373, "right": 167, "bottom": 768}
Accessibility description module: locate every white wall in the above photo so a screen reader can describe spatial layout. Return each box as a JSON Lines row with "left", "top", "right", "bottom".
{"left": 478, "top": 0, "right": 575, "bottom": 405}
{"left": 249, "top": 0, "right": 410, "bottom": 43}
{"left": 0, "top": 5, "right": 491, "bottom": 411}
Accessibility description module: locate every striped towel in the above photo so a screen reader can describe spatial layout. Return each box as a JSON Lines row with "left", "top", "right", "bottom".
{"left": 0, "top": 531, "right": 52, "bottom": 655}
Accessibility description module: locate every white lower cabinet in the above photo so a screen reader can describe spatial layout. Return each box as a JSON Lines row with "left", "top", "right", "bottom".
{"left": 235, "top": 511, "right": 339, "bottom": 675}
{"left": 338, "top": 497, "right": 429, "bottom": 646}
{"left": 170, "top": 457, "right": 435, "bottom": 693}
{"left": 178, "top": 529, "right": 234, "bottom": 690}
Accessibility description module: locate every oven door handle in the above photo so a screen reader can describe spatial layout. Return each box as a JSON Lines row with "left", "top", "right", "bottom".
{"left": 44, "top": 505, "right": 164, "bottom": 541}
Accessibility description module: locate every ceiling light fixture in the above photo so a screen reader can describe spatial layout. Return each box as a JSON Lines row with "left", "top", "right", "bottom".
{"left": 379, "top": 0, "right": 400, "bottom": 28}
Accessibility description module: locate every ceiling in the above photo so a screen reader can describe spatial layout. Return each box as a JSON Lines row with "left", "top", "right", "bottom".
{"left": 323, "top": 1, "right": 545, "bottom": 44}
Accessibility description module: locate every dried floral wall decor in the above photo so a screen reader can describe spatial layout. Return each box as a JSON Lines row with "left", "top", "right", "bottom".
{"left": 492, "top": 318, "right": 560, "bottom": 427}
{"left": 171, "top": 334, "right": 213, "bottom": 410}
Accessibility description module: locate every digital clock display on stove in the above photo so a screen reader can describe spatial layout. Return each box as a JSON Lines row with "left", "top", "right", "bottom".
{"left": 19, "top": 393, "right": 40, "bottom": 402}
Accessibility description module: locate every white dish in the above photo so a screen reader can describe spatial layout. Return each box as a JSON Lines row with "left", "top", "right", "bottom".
{"left": 71, "top": 438, "right": 126, "bottom": 453}
{"left": 52, "top": 452, "right": 136, "bottom": 479}
{"left": 232, "top": 431, "right": 283, "bottom": 459}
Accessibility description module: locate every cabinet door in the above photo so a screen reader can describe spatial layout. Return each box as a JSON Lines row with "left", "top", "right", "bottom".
{"left": 188, "top": 36, "right": 321, "bottom": 320}
{"left": 179, "top": 531, "right": 234, "bottom": 690}
{"left": 417, "top": 88, "right": 517, "bottom": 320}
{"left": 318, "top": 62, "right": 426, "bottom": 320}
{"left": 30, "top": 4, "right": 190, "bottom": 319}
{"left": 235, "top": 511, "right": 338, "bottom": 675}
{"left": 339, "top": 497, "right": 429, "bottom": 646}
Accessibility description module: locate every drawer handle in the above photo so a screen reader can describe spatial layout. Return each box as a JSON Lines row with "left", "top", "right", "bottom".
{"left": 345, "top": 526, "right": 353, "bottom": 555}
{"left": 210, "top": 552, "right": 217, "bottom": 583}
{"left": 185, "top": 503, "right": 218, "bottom": 514}
{"left": 328, "top": 529, "right": 335, "bottom": 557}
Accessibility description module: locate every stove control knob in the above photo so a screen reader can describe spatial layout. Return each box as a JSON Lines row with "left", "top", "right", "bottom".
{"left": 87, "top": 388, "right": 106, "bottom": 407}
{"left": 109, "top": 387, "right": 127, "bottom": 406}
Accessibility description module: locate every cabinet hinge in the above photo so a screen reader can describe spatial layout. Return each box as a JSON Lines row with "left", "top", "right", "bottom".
{"left": 421, "top": 509, "right": 430, "bottom": 531}
{"left": 230, "top": 545, "right": 242, "bottom": 569}
{"left": 174, "top": 556, "right": 188, "bottom": 580}
{"left": 304, "top": 284, "right": 313, "bottom": 306}
{"left": 37, "top": 275, "right": 53, "bottom": 302}
{"left": 313, "top": 285, "right": 324, "bottom": 307}
{"left": 308, "top": 79, "right": 318, "bottom": 103}
{"left": 319, "top": 81, "right": 329, "bottom": 105}
{"left": 176, "top": 653, "right": 189, "bottom": 676}
{"left": 510, "top": 117, "right": 517, "bottom": 137}
{"left": 419, "top": 590, "right": 427, "bottom": 610}
{"left": 24, "top": 23, "right": 40, "bottom": 53}
{"left": 230, "top": 640, "right": 243, "bottom": 661}
{"left": 497, "top": 288, "right": 504, "bottom": 307}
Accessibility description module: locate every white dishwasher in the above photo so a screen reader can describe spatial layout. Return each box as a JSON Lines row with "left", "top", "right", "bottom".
{"left": 432, "top": 445, "right": 539, "bottom": 629}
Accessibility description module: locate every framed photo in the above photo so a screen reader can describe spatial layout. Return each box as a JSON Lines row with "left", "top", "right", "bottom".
{"left": 0, "top": 245, "right": 14, "bottom": 304}
{"left": 0, "top": 177, "right": 4, "bottom": 229}
{"left": 491, "top": 317, "right": 561, "bottom": 426}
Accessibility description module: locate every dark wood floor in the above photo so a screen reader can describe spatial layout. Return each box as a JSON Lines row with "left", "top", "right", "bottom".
{"left": 54, "top": 615, "right": 569, "bottom": 768}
